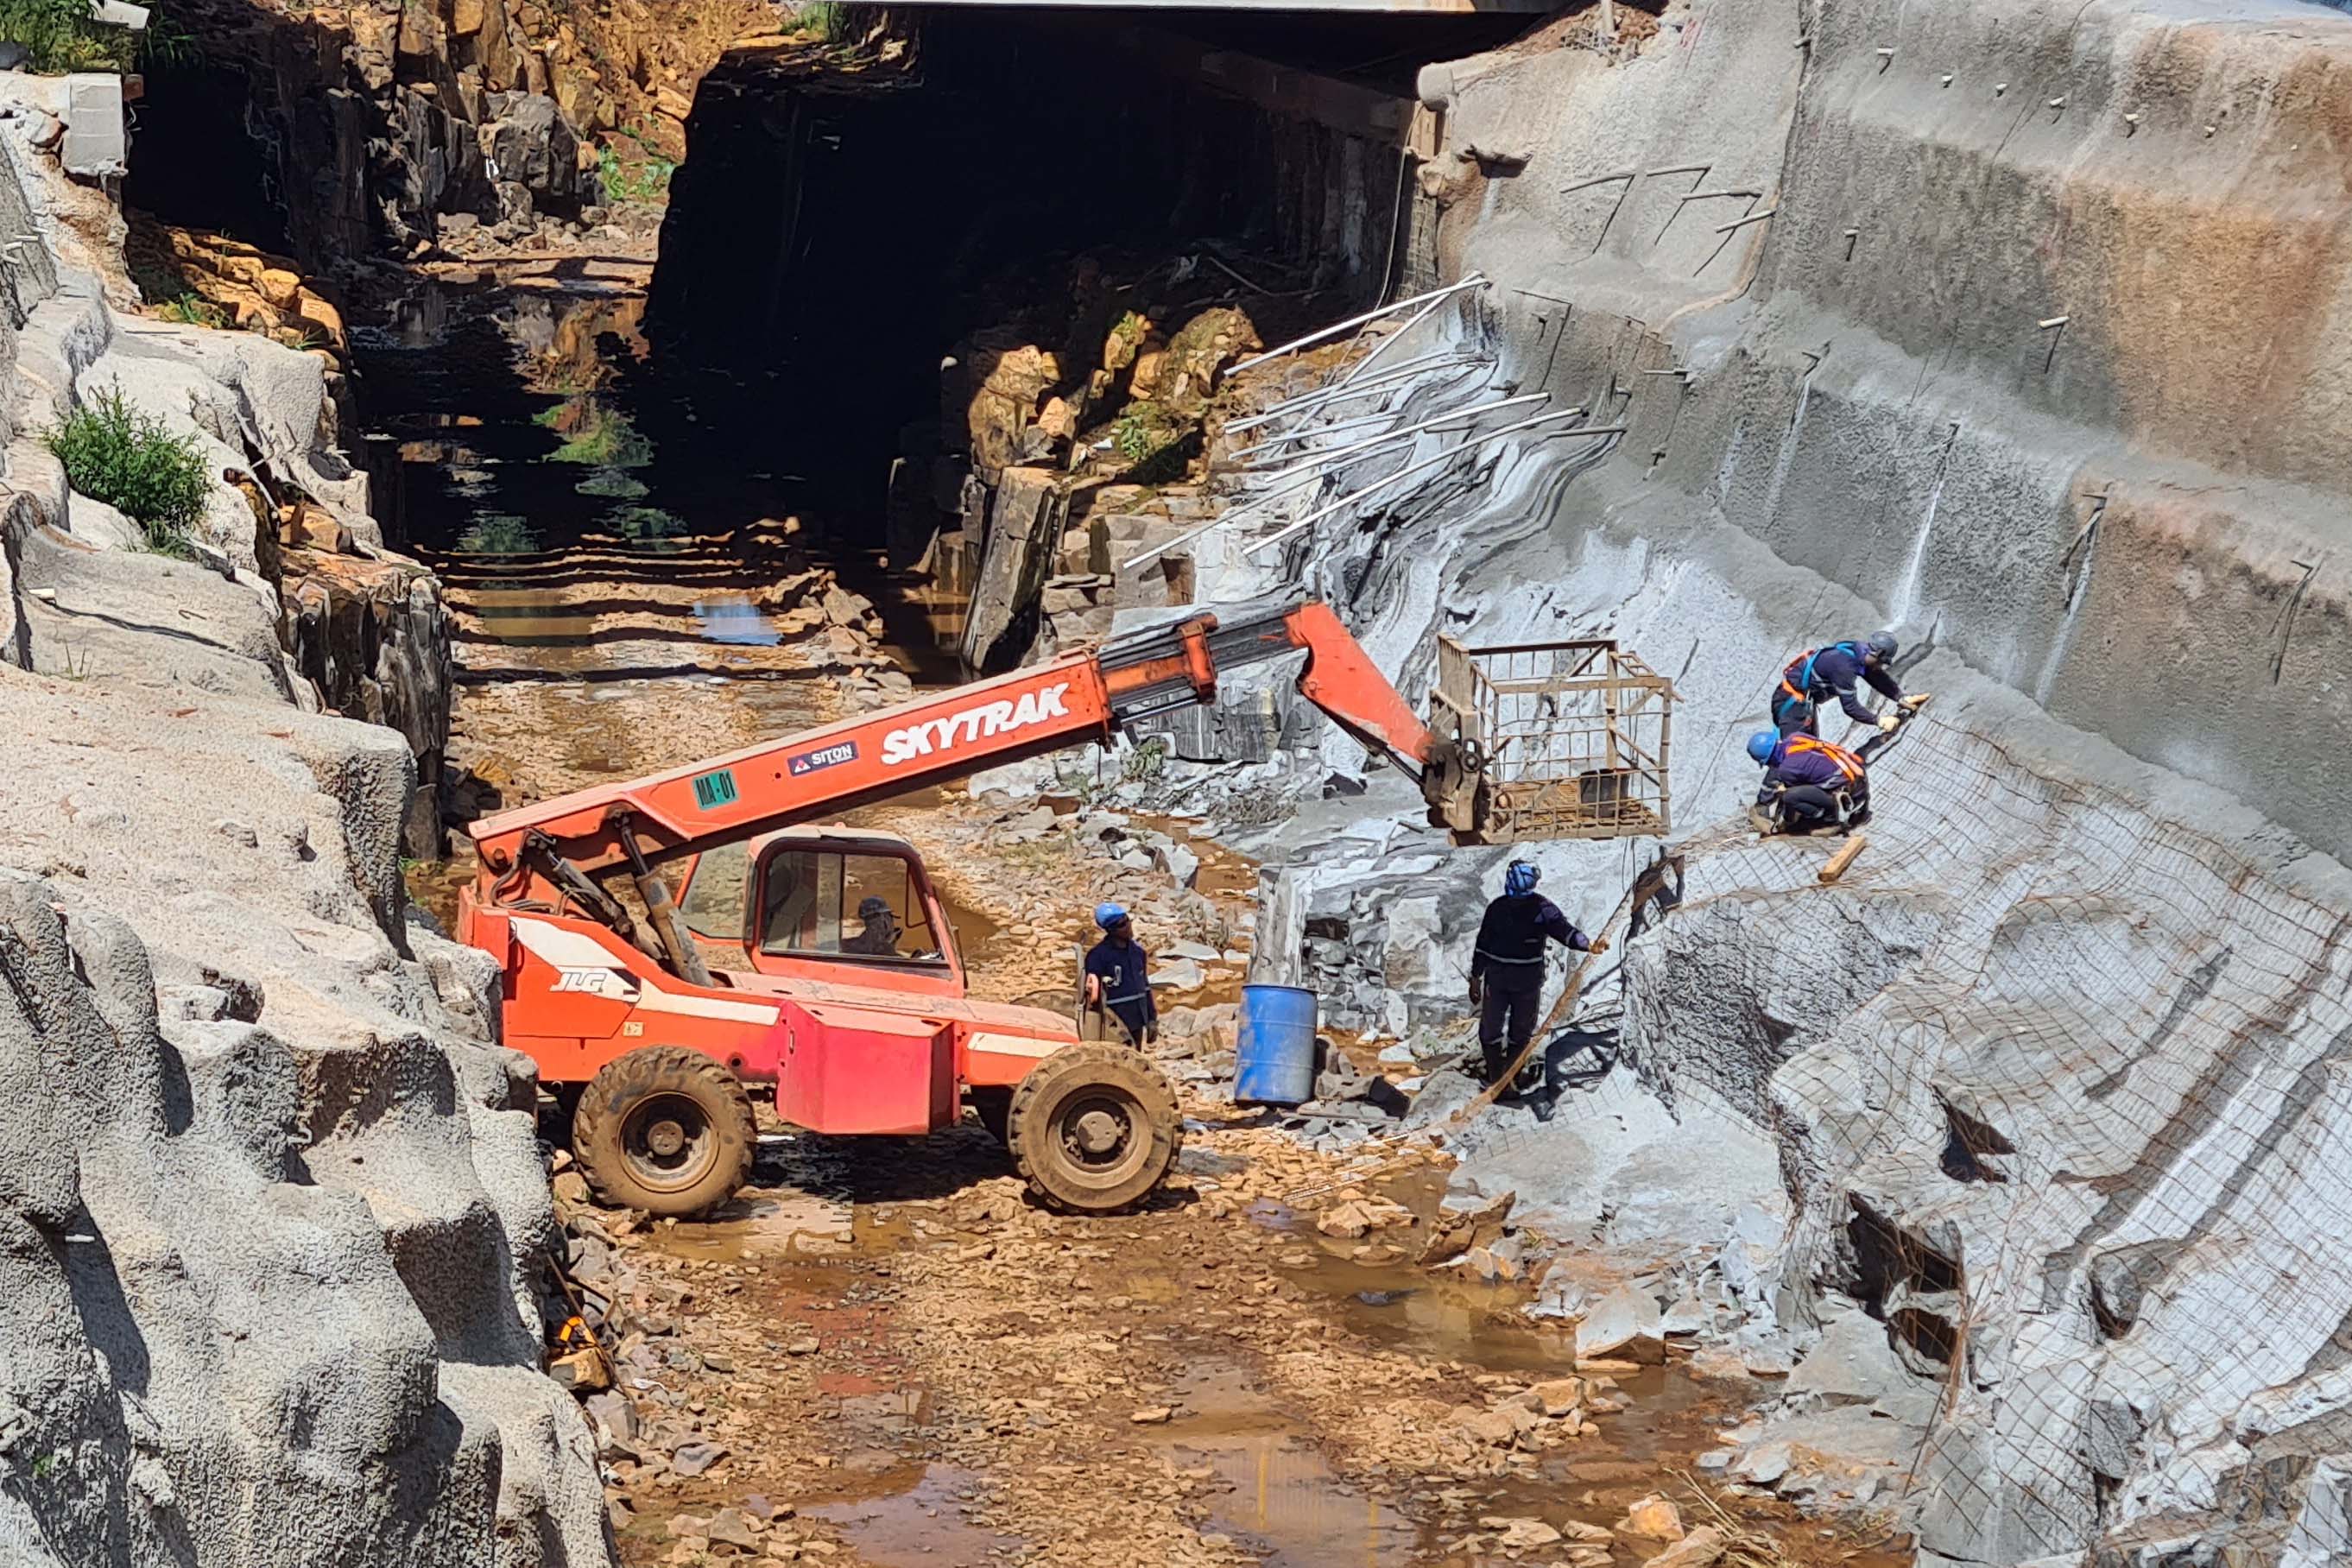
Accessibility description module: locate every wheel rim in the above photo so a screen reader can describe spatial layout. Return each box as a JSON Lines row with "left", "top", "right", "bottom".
{"left": 619, "top": 1092, "right": 719, "bottom": 1193}
{"left": 1047, "top": 1085, "right": 1151, "bottom": 1193}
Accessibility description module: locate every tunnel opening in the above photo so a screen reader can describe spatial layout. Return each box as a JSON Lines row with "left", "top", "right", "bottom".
{"left": 123, "top": 59, "right": 292, "bottom": 254}
{"left": 640, "top": 5, "right": 1544, "bottom": 555}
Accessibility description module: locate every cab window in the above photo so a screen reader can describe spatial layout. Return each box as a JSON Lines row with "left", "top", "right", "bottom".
{"left": 757, "top": 850, "right": 942, "bottom": 964}
{"left": 678, "top": 841, "right": 751, "bottom": 940}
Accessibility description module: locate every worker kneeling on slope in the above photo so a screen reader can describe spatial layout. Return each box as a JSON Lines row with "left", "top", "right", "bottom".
{"left": 1469, "top": 861, "right": 1607, "bottom": 1092}
{"left": 1083, "top": 902, "right": 1158, "bottom": 1046}
{"left": 1772, "top": 630, "right": 1904, "bottom": 737}
{"left": 1748, "top": 730, "right": 1871, "bottom": 837}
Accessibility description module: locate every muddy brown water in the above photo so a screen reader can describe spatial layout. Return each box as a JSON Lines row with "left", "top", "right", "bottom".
{"left": 628, "top": 1150, "right": 1909, "bottom": 1568}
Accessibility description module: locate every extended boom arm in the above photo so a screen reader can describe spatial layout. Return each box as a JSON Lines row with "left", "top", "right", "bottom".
{"left": 468, "top": 600, "right": 1461, "bottom": 897}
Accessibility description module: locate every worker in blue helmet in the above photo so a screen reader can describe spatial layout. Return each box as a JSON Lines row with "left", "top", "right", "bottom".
{"left": 1469, "top": 860, "right": 1606, "bottom": 1092}
{"left": 1771, "top": 629, "right": 1905, "bottom": 737}
{"left": 1083, "top": 901, "right": 1156, "bottom": 1046}
{"left": 1747, "top": 730, "right": 1872, "bottom": 836}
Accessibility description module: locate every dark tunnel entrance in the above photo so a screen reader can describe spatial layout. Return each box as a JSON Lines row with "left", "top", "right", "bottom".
{"left": 640, "top": 6, "right": 1538, "bottom": 547}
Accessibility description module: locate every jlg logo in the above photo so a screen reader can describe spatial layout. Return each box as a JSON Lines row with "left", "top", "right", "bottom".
{"left": 880, "top": 683, "right": 1072, "bottom": 766}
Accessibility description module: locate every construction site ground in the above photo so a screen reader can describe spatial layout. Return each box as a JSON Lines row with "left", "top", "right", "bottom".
{"left": 384, "top": 260, "right": 1909, "bottom": 1568}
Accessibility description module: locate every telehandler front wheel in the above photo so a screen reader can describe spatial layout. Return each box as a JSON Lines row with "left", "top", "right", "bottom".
{"left": 572, "top": 1046, "right": 756, "bottom": 1218}
{"left": 1006, "top": 1043, "right": 1182, "bottom": 1214}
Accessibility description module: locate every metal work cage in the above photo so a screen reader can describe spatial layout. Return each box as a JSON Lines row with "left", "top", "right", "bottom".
{"left": 1432, "top": 635, "right": 1675, "bottom": 843}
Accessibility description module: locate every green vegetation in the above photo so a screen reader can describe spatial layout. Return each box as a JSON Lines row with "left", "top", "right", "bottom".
{"left": 1122, "top": 737, "right": 1168, "bottom": 785}
{"left": 0, "top": 0, "right": 191, "bottom": 71}
{"left": 575, "top": 471, "right": 649, "bottom": 500}
{"left": 45, "top": 386, "right": 210, "bottom": 553}
{"left": 790, "top": 1, "right": 848, "bottom": 41}
{"left": 596, "top": 124, "right": 678, "bottom": 205}
{"left": 545, "top": 401, "right": 652, "bottom": 468}
{"left": 456, "top": 512, "right": 539, "bottom": 554}
{"left": 156, "top": 294, "right": 229, "bottom": 328}
{"left": 1112, "top": 408, "right": 1157, "bottom": 463}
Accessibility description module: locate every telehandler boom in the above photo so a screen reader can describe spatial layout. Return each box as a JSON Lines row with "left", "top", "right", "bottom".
{"left": 458, "top": 601, "right": 1548, "bottom": 1217}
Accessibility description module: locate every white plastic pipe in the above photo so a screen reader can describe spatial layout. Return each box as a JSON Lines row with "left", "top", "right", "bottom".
{"left": 1123, "top": 395, "right": 1556, "bottom": 572}
{"left": 1226, "top": 274, "right": 1488, "bottom": 376}
{"left": 1242, "top": 414, "right": 1626, "bottom": 559}
{"left": 1223, "top": 351, "right": 1466, "bottom": 433}
{"left": 1238, "top": 394, "right": 1552, "bottom": 489}
{"left": 1324, "top": 280, "right": 1479, "bottom": 394}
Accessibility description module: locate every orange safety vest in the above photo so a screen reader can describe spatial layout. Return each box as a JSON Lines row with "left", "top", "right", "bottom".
{"left": 1784, "top": 734, "right": 1866, "bottom": 784}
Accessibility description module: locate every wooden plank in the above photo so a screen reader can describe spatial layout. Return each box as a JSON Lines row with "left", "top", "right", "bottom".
{"left": 1818, "top": 835, "right": 1868, "bottom": 884}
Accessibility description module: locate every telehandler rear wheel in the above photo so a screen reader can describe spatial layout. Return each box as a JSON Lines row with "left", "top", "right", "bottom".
{"left": 1006, "top": 1042, "right": 1182, "bottom": 1214}
{"left": 572, "top": 1046, "right": 756, "bottom": 1218}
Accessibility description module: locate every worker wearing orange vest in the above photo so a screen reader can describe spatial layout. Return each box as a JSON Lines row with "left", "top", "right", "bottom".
{"left": 1746, "top": 730, "right": 1871, "bottom": 836}
{"left": 1772, "top": 631, "right": 1904, "bottom": 737}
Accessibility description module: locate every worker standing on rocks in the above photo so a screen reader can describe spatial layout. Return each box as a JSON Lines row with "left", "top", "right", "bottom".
{"left": 1747, "top": 730, "right": 1871, "bottom": 836}
{"left": 1083, "top": 902, "right": 1157, "bottom": 1046}
{"left": 1468, "top": 861, "right": 1607, "bottom": 1092}
{"left": 1772, "top": 631, "right": 1905, "bottom": 737}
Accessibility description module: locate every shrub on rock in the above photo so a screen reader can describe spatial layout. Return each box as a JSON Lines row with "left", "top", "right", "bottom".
{"left": 45, "top": 384, "right": 211, "bottom": 553}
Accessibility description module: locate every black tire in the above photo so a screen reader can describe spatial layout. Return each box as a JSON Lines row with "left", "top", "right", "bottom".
{"left": 572, "top": 1046, "right": 756, "bottom": 1218}
{"left": 1006, "top": 1043, "right": 1182, "bottom": 1214}
{"left": 970, "top": 1085, "right": 1014, "bottom": 1148}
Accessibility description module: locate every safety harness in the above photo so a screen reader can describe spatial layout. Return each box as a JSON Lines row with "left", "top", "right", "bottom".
{"left": 1778, "top": 642, "right": 1863, "bottom": 706}
{"left": 1784, "top": 734, "right": 1867, "bottom": 785}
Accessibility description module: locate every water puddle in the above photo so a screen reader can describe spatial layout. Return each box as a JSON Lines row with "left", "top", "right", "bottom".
{"left": 692, "top": 594, "right": 784, "bottom": 645}
{"left": 465, "top": 587, "right": 593, "bottom": 648}
{"left": 640, "top": 1191, "right": 856, "bottom": 1262}
{"left": 806, "top": 1464, "right": 1018, "bottom": 1567}
{"left": 1153, "top": 1366, "right": 1421, "bottom": 1566}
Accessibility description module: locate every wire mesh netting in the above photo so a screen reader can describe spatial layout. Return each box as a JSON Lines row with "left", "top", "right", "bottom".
{"left": 1459, "top": 706, "right": 2352, "bottom": 1561}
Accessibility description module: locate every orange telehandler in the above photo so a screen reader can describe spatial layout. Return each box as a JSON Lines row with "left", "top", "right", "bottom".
{"left": 459, "top": 601, "right": 1557, "bottom": 1218}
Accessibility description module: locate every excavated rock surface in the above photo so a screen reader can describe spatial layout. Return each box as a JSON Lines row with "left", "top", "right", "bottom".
{"left": 1066, "top": 2, "right": 2352, "bottom": 1563}
{"left": 164, "top": 0, "right": 773, "bottom": 264}
{"left": 0, "top": 673, "right": 610, "bottom": 1567}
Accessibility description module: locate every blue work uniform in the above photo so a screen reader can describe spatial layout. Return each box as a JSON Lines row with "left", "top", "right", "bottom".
{"left": 1758, "top": 735, "right": 1869, "bottom": 832}
{"left": 1083, "top": 936, "right": 1155, "bottom": 1043}
{"left": 1470, "top": 894, "right": 1593, "bottom": 1084}
{"left": 1773, "top": 642, "right": 1903, "bottom": 736}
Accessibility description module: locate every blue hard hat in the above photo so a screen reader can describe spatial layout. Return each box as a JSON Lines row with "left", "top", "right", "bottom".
{"left": 1094, "top": 902, "right": 1129, "bottom": 930}
{"left": 1865, "top": 629, "right": 1899, "bottom": 661}
{"left": 1747, "top": 730, "right": 1779, "bottom": 764}
{"left": 1504, "top": 861, "right": 1540, "bottom": 897}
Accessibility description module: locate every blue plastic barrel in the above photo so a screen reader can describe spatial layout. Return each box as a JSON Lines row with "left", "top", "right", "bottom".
{"left": 1235, "top": 984, "right": 1320, "bottom": 1106}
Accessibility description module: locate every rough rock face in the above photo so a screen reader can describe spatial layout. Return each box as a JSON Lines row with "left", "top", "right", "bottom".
{"left": 1097, "top": 2, "right": 2352, "bottom": 1563}
{"left": 282, "top": 548, "right": 457, "bottom": 854}
{"left": 1622, "top": 692, "right": 2352, "bottom": 1568}
{"left": 0, "top": 75, "right": 604, "bottom": 1565}
{"left": 0, "top": 676, "right": 611, "bottom": 1566}
{"left": 164, "top": 0, "right": 771, "bottom": 263}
